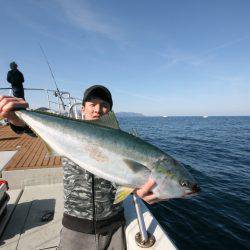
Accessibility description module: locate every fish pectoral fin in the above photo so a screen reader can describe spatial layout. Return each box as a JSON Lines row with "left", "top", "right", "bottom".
{"left": 123, "top": 159, "right": 148, "bottom": 173}
{"left": 86, "top": 111, "right": 120, "bottom": 129}
{"left": 114, "top": 186, "right": 134, "bottom": 204}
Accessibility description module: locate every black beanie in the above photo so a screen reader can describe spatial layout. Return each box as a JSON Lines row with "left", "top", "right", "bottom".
{"left": 82, "top": 85, "right": 113, "bottom": 110}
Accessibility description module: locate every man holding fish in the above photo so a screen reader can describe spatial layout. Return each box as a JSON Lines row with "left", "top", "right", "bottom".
{"left": 0, "top": 85, "right": 164, "bottom": 250}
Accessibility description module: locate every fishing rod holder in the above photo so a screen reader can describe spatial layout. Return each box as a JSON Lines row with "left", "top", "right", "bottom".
{"left": 135, "top": 231, "right": 155, "bottom": 248}
{"left": 133, "top": 194, "right": 155, "bottom": 248}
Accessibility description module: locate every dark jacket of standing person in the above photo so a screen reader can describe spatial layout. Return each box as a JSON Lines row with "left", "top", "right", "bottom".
{"left": 7, "top": 62, "right": 25, "bottom": 99}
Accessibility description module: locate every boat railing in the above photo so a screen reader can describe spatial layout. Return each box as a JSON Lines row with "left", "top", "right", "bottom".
{"left": 0, "top": 87, "right": 82, "bottom": 117}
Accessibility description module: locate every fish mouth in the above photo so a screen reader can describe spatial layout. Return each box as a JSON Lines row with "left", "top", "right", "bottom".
{"left": 184, "top": 184, "right": 201, "bottom": 196}
{"left": 185, "top": 191, "right": 198, "bottom": 197}
{"left": 192, "top": 184, "right": 201, "bottom": 193}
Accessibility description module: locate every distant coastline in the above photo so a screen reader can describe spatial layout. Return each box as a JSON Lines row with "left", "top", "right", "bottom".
{"left": 116, "top": 112, "right": 144, "bottom": 117}
{"left": 115, "top": 113, "right": 250, "bottom": 117}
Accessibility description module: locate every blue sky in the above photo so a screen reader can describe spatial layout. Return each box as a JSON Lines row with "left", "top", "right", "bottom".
{"left": 0, "top": 0, "right": 250, "bottom": 116}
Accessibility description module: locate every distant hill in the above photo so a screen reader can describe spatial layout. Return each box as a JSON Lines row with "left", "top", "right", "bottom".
{"left": 115, "top": 112, "right": 144, "bottom": 117}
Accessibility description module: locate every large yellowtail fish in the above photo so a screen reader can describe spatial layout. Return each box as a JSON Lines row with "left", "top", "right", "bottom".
{"left": 15, "top": 110, "right": 200, "bottom": 203}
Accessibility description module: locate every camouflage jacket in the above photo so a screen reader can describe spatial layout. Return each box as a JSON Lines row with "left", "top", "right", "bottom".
{"left": 62, "top": 157, "right": 123, "bottom": 221}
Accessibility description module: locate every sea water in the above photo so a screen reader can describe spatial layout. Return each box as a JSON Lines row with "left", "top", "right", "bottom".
{"left": 119, "top": 116, "right": 250, "bottom": 250}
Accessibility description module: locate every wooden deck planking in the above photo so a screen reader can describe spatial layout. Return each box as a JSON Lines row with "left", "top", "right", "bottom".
{"left": 15, "top": 142, "right": 36, "bottom": 168}
{"left": 48, "top": 156, "right": 55, "bottom": 166}
{"left": 54, "top": 156, "right": 61, "bottom": 165}
{"left": 29, "top": 140, "right": 44, "bottom": 167}
{"left": 4, "top": 147, "right": 27, "bottom": 170}
{"left": 22, "top": 138, "right": 41, "bottom": 168}
{"left": 0, "top": 137, "right": 21, "bottom": 149}
{"left": 0, "top": 126, "right": 18, "bottom": 138}
{"left": 0, "top": 125, "right": 61, "bottom": 170}
{"left": 36, "top": 147, "right": 47, "bottom": 167}
{"left": 9, "top": 144, "right": 35, "bottom": 169}
{"left": 1, "top": 126, "right": 34, "bottom": 150}
{"left": 42, "top": 155, "right": 50, "bottom": 166}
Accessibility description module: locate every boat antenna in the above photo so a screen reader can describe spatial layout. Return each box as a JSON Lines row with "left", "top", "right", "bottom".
{"left": 38, "top": 43, "right": 66, "bottom": 110}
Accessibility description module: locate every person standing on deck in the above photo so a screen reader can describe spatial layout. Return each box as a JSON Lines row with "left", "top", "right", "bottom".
{"left": 0, "top": 85, "right": 161, "bottom": 250}
{"left": 7, "top": 62, "right": 25, "bottom": 100}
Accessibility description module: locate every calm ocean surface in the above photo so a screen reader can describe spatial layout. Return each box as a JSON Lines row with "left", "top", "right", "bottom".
{"left": 118, "top": 116, "right": 250, "bottom": 250}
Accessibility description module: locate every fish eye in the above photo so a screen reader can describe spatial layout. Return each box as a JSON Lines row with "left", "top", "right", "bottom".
{"left": 180, "top": 180, "right": 188, "bottom": 187}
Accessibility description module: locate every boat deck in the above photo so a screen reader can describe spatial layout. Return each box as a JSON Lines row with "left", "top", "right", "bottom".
{"left": 0, "top": 184, "right": 176, "bottom": 250}
{"left": 0, "top": 184, "right": 63, "bottom": 250}
{"left": 0, "top": 125, "right": 61, "bottom": 171}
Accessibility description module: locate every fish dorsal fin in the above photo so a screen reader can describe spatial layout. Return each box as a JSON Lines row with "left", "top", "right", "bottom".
{"left": 87, "top": 111, "right": 120, "bottom": 129}
{"left": 114, "top": 186, "right": 134, "bottom": 204}
{"left": 123, "top": 159, "right": 148, "bottom": 173}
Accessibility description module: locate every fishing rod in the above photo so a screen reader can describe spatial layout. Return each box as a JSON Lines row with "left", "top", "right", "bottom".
{"left": 38, "top": 43, "right": 66, "bottom": 110}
